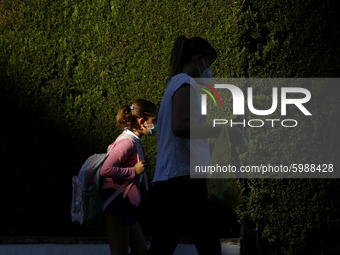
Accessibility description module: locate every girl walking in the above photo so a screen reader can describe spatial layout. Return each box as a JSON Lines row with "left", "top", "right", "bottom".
{"left": 146, "top": 36, "right": 241, "bottom": 255}
{"left": 100, "top": 99, "right": 158, "bottom": 255}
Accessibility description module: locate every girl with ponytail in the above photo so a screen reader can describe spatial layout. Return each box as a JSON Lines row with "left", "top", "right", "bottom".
{"left": 100, "top": 98, "right": 157, "bottom": 255}
{"left": 146, "top": 36, "right": 241, "bottom": 255}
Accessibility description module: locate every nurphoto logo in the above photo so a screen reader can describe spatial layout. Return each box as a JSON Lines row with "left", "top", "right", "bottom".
{"left": 197, "top": 79, "right": 312, "bottom": 128}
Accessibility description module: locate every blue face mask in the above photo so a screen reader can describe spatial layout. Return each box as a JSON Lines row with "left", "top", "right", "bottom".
{"left": 145, "top": 123, "right": 158, "bottom": 136}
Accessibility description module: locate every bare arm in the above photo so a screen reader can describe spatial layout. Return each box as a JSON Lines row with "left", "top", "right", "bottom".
{"left": 171, "top": 84, "right": 242, "bottom": 141}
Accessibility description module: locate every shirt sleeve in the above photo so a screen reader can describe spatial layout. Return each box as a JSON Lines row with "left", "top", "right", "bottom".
{"left": 170, "top": 74, "right": 192, "bottom": 97}
{"left": 100, "top": 138, "right": 136, "bottom": 181}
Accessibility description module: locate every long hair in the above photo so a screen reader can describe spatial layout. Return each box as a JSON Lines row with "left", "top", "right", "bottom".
{"left": 167, "top": 35, "right": 217, "bottom": 83}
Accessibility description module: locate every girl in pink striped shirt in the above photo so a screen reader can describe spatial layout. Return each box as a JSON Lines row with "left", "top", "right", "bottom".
{"left": 100, "top": 99, "right": 157, "bottom": 255}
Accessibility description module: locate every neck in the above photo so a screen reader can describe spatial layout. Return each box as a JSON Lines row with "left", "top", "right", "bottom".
{"left": 181, "top": 62, "right": 199, "bottom": 78}
{"left": 128, "top": 127, "right": 142, "bottom": 138}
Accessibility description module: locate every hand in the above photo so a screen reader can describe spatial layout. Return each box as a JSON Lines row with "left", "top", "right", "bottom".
{"left": 134, "top": 160, "right": 147, "bottom": 175}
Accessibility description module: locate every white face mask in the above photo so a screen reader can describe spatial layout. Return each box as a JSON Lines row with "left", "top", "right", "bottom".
{"left": 145, "top": 123, "right": 158, "bottom": 136}
{"left": 197, "top": 58, "right": 212, "bottom": 84}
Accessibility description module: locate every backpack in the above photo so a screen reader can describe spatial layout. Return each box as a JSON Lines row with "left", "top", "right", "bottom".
{"left": 71, "top": 131, "right": 147, "bottom": 228}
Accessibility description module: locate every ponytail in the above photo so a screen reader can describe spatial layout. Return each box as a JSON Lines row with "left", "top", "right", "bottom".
{"left": 167, "top": 35, "right": 187, "bottom": 83}
{"left": 116, "top": 105, "right": 133, "bottom": 129}
{"left": 167, "top": 35, "right": 217, "bottom": 83}
{"left": 116, "top": 99, "right": 157, "bottom": 130}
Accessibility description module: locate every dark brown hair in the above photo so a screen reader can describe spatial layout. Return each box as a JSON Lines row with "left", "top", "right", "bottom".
{"left": 116, "top": 99, "right": 157, "bottom": 129}
{"left": 167, "top": 35, "right": 217, "bottom": 83}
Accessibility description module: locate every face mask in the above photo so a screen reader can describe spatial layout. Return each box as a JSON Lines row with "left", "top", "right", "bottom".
{"left": 145, "top": 123, "right": 158, "bottom": 136}
{"left": 197, "top": 58, "right": 213, "bottom": 84}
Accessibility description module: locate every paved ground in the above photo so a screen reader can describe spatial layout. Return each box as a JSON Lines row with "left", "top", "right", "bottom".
{"left": 0, "top": 237, "right": 240, "bottom": 255}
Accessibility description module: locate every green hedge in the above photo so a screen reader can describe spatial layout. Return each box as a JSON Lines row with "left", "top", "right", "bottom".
{"left": 0, "top": 0, "right": 245, "bottom": 236}
{"left": 232, "top": 0, "right": 340, "bottom": 254}
{"left": 1, "top": 0, "right": 340, "bottom": 251}
{"left": 0, "top": 0, "right": 247, "bottom": 161}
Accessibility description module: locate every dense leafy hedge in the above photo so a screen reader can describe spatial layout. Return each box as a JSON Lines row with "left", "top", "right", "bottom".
{"left": 0, "top": 0, "right": 245, "bottom": 236}
{"left": 232, "top": 0, "right": 340, "bottom": 254}
{"left": 1, "top": 0, "right": 340, "bottom": 252}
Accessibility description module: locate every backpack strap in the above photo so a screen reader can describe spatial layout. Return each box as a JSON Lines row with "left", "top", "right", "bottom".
{"left": 127, "top": 134, "right": 149, "bottom": 191}
{"left": 118, "top": 132, "right": 149, "bottom": 196}
{"left": 102, "top": 181, "right": 131, "bottom": 211}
